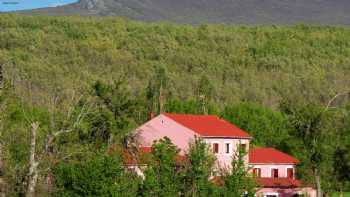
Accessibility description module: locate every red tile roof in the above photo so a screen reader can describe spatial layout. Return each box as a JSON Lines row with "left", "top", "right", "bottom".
{"left": 249, "top": 148, "right": 299, "bottom": 164}
{"left": 124, "top": 146, "right": 187, "bottom": 165}
{"left": 256, "top": 178, "right": 301, "bottom": 188}
{"left": 162, "top": 113, "right": 251, "bottom": 138}
{"left": 123, "top": 147, "right": 152, "bottom": 165}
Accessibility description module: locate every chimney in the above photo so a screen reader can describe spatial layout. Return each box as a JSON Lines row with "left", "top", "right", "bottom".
{"left": 149, "top": 112, "right": 155, "bottom": 120}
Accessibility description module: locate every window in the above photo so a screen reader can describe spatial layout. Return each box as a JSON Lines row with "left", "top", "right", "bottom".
{"left": 213, "top": 143, "right": 219, "bottom": 154}
{"left": 225, "top": 143, "right": 231, "bottom": 154}
{"left": 271, "top": 168, "right": 279, "bottom": 178}
{"left": 287, "top": 168, "right": 294, "bottom": 179}
{"left": 266, "top": 195, "right": 278, "bottom": 197}
{"left": 264, "top": 192, "right": 279, "bottom": 197}
{"left": 253, "top": 168, "right": 261, "bottom": 177}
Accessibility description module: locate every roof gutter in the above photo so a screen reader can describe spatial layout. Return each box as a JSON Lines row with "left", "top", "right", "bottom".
{"left": 202, "top": 136, "right": 253, "bottom": 139}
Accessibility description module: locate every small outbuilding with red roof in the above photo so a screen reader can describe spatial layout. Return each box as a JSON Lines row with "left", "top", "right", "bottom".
{"left": 249, "top": 147, "right": 315, "bottom": 197}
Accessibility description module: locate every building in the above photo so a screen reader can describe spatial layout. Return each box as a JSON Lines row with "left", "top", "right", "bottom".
{"left": 132, "top": 112, "right": 316, "bottom": 197}
{"left": 249, "top": 148, "right": 316, "bottom": 197}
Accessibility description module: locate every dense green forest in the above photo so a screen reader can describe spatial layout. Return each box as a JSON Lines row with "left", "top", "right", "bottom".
{"left": 0, "top": 15, "right": 349, "bottom": 196}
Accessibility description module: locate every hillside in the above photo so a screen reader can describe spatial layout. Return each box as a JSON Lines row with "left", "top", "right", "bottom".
{"left": 1, "top": 15, "right": 350, "bottom": 108}
{"left": 0, "top": 15, "right": 350, "bottom": 196}
{"left": 25, "top": 0, "right": 350, "bottom": 25}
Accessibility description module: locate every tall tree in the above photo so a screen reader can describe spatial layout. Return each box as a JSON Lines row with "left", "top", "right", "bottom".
{"left": 332, "top": 104, "right": 350, "bottom": 196}
{"left": 147, "top": 65, "right": 169, "bottom": 115}
{"left": 197, "top": 75, "right": 214, "bottom": 115}
{"left": 26, "top": 122, "right": 39, "bottom": 197}
{"left": 142, "top": 137, "right": 181, "bottom": 197}
{"left": 53, "top": 152, "right": 141, "bottom": 196}
{"left": 222, "top": 102, "right": 290, "bottom": 151}
{"left": 93, "top": 78, "right": 145, "bottom": 147}
{"left": 223, "top": 146, "right": 256, "bottom": 197}
{"left": 183, "top": 136, "right": 216, "bottom": 197}
{"left": 0, "top": 63, "right": 5, "bottom": 197}
{"left": 281, "top": 102, "right": 334, "bottom": 197}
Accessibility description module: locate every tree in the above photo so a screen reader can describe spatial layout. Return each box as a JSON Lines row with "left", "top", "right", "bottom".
{"left": 281, "top": 102, "right": 335, "bottom": 197}
{"left": 223, "top": 146, "right": 256, "bottom": 197}
{"left": 164, "top": 98, "right": 218, "bottom": 115}
{"left": 26, "top": 122, "right": 39, "bottom": 197}
{"left": 197, "top": 75, "right": 215, "bottom": 115}
{"left": 53, "top": 152, "right": 141, "bottom": 196}
{"left": 0, "top": 63, "right": 5, "bottom": 197}
{"left": 142, "top": 137, "right": 181, "bottom": 197}
{"left": 332, "top": 104, "right": 350, "bottom": 196}
{"left": 183, "top": 136, "right": 216, "bottom": 197}
{"left": 222, "top": 102, "right": 290, "bottom": 151}
{"left": 146, "top": 65, "right": 169, "bottom": 115}
{"left": 93, "top": 78, "right": 145, "bottom": 147}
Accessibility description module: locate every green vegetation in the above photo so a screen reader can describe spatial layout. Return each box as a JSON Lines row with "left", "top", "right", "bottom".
{"left": 0, "top": 15, "right": 350, "bottom": 196}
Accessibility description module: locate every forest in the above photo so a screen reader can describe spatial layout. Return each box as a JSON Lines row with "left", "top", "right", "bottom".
{"left": 0, "top": 15, "right": 349, "bottom": 196}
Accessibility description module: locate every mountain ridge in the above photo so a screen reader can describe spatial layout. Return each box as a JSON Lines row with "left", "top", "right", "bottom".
{"left": 23, "top": 0, "right": 350, "bottom": 25}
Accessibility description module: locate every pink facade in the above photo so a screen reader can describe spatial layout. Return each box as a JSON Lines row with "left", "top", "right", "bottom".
{"left": 249, "top": 164, "right": 295, "bottom": 178}
{"left": 256, "top": 187, "right": 316, "bottom": 197}
{"left": 135, "top": 114, "right": 197, "bottom": 153}
{"left": 135, "top": 114, "right": 250, "bottom": 167}
{"left": 204, "top": 138, "right": 250, "bottom": 168}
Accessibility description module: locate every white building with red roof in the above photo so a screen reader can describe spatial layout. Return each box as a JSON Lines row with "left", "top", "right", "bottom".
{"left": 135, "top": 112, "right": 251, "bottom": 168}
{"left": 249, "top": 148, "right": 316, "bottom": 197}
{"left": 133, "top": 113, "right": 316, "bottom": 197}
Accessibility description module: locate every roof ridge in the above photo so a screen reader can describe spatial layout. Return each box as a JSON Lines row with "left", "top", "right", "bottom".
{"left": 162, "top": 112, "right": 218, "bottom": 117}
{"left": 249, "top": 147, "right": 299, "bottom": 164}
{"left": 161, "top": 112, "right": 251, "bottom": 138}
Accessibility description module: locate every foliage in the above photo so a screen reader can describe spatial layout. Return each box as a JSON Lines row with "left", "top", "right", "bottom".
{"left": 53, "top": 152, "right": 141, "bottom": 197}
{"left": 93, "top": 79, "right": 147, "bottom": 146}
{"left": 183, "top": 136, "right": 216, "bottom": 197}
{"left": 221, "top": 102, "right": 290, "bottom": 150}
{"left": 2, "top": 15, "right": 350, "bottom": 110}
{"left": 223, "top": 146, "right": 256, "bottom": 197}
{"left": 281, "top": 101, "right": 338, "bottom": 194}
{"left": 142, "top": 137, "right": 181, "bottom": 197}
{"left": 164, "top": 98, "right": 218, "bottom": 115}
{"left": 0, "top": 15, "right": 350, "bottom": 196}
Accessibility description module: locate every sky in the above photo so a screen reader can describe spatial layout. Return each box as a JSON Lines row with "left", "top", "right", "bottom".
{"left": 0, "top": 0, "right": 77, "bottom": 12}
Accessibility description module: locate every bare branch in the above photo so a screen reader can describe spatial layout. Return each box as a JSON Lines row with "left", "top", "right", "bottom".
{"left": 26, "top": 122, "right": 40, "bottom": 197}
{"left": 324, "top": 91, "right": 350, "bottom": 111}
{"left": 46, "top": 99, "right": 91, "bottom": 147}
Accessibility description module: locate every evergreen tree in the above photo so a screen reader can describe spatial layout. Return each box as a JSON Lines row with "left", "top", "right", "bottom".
{"left": 93, "top": 79, "right": 145, "bottom": 146}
